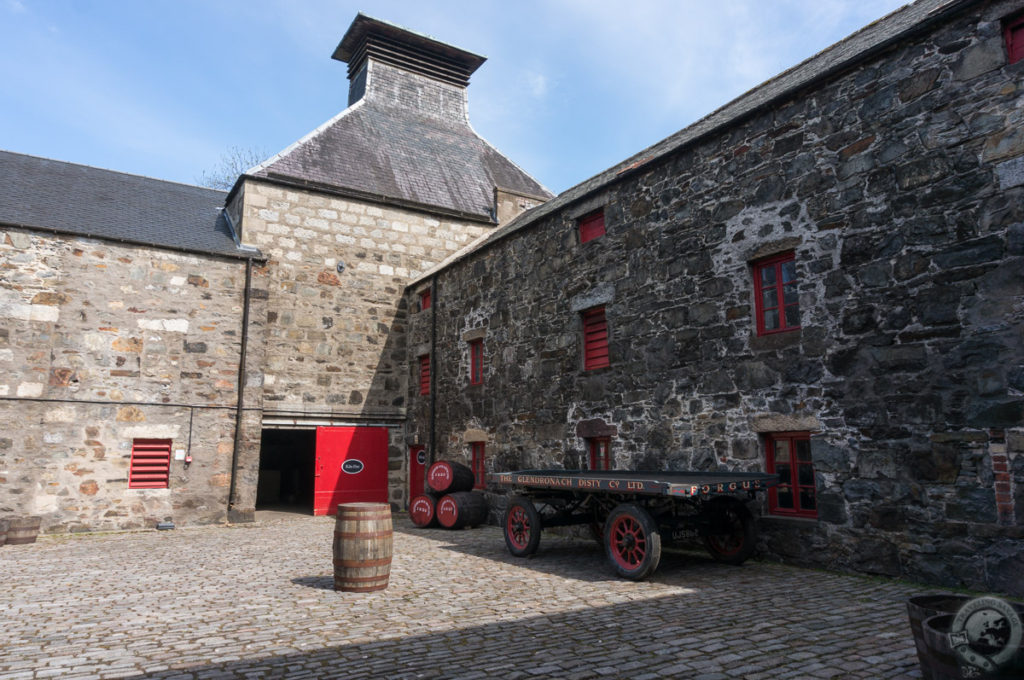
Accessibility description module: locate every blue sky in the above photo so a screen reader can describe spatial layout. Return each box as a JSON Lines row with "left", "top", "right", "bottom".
{"left": 1, "top": 0, "right": 908, "bottom": 195}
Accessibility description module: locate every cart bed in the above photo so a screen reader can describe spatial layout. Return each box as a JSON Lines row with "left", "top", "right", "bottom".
{"left": 487, "top": 469, "right": 777, "bottom": 498}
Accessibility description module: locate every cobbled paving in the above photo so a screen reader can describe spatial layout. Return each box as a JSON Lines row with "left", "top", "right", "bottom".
{"left": 1, "top": 513, "right": 939, "bottom": 679}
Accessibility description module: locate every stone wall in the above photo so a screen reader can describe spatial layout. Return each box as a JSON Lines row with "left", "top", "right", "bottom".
{"left": 0, "top": 228, "right": 251, "bottom": 531}
{"left": 233, "top": 179, "right": 495, "bottom": 507}
{"left": 406, "top": 1, "right": 1024, "bottom": 596}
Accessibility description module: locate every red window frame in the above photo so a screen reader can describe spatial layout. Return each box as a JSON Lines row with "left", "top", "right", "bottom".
{"left": 588, "top": 437, "right": 611, "bottom": 471}
{"left": 128, "top": 439, "right": 172, "bottom": 489}
{"left": 471, "top": 442, "right": 485, "bottom": 489}
{"left": 469, "top": 339, "right": 483, "bottom": 385}
{"left": 1006, "top": 12, "right": 1024, "bottom": 64}
{"left": 578, "top": 209, "right": 606, "bottom": 244}
{"left": 753, "top": 252, "right": 800, "bottom": 335}
{"left": 419, "top": 289, "right": 431, "bottom": 311}
{"left": 582, "top": 306, "right": 610, "bottom": 370}
{"left": 418, "top": 354, "right": 430, "bottom": 395}
{"left": 765, "top": 432, "right": 817, "bottom": 518}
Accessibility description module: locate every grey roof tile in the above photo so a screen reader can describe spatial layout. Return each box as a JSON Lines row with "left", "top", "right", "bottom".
{"left": 0, "top": 150, "right": 253, "bottom": 259}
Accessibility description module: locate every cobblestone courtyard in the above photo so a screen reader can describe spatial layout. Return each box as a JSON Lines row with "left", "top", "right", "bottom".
{"left": 1, "top": 513, "right": 947, "bottom": 679}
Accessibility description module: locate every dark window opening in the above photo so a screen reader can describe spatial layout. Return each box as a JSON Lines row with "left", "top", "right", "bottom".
{"left": 753, "top": 252, "right": 800, "bottom": 335}
{"left": 469, "top": 339, "right": 483, "bottom": 385}
{"left": 766, "top": 432, "right": 817, "bottom": 519}
{"left": 256, "top": 429, "right": 316, "bottom": 512}
{"left": 588, "top": 437, "right": 611, "bottom": 470}
{"left": 1006, "top": 12, "right": 1024, "bottom": 64}
{"left": 471, "top": 442, "right": 486, "bottom": 489}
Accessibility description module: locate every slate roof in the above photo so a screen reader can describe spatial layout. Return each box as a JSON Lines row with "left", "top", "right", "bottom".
{"left": 410, "top": 0, "right": 976, "bottom": 285}
{"left": 249, "top": 101, "right": 551, "bottom": 222}
{"left": 0, "top": 150, "right": 254, "bottom": 259}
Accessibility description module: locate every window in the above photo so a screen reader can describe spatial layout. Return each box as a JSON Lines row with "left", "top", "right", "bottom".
{"left": 753, "top": 252, "right": 800, "bottom": 335}
{"left": 418, "top": 354, "right": 430, "bottom": 395}
{"left": 1006, "top": 12, "right": 1024, "bottom": 64}
{"left": 469, "top": 339, "right": 483, "bottom": 385}
{"left": 588, "top": 437, "right": 611, "bottom": 470}
{"left": 419, "top": 289, "right": 431, "bottom": 311}
{"left": 578, "top": 209, "right": 605, "bottom": 244}
{"left": 470, "top": 442, "right": 485, "bottom": 489}
{"left": 582, "top": 306, "right": 610, "bottom": 370}
{"left": 128, "top": 439, "right": 171, "bottom": 489}
{"left": 766, "top": 432, "right": 816, "bottom": 518}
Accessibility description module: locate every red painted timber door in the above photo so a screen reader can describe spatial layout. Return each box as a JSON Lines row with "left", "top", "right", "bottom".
{"left": 314, "top": 426, "right": 389, "bottom": 515}
{"left": 409, "top": 445, "right": 426, "bottom": 506}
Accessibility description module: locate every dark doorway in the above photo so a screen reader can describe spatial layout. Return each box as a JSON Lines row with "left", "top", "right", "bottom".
{"left": 257, "top": 429, "right": 316, "bottom": 513}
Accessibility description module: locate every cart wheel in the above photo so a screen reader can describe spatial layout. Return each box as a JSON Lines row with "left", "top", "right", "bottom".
{"left": 504, "top": 496, "right": 542, "bottom": 557}
{"left": 604, "top": 504, "right": 662, "bottom": 580}
{"left": 702, "top": 497, "right": 756, "bottom": 565}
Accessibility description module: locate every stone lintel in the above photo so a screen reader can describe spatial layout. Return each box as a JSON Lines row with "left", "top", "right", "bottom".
{"left": 750, "top": 413, "right": 821, "bottom": 433}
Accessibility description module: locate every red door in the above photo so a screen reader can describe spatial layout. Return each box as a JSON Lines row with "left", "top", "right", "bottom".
{"left": 408, "top": 445, "right": 426, "bottom": 506}
{"left": 314, "top": 426, "right": 389, "bottom": 515}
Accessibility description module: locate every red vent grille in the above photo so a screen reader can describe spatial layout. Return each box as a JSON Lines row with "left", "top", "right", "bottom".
{"left": 582, "top": 306, "right": 610, "bottom": 370}
{"left": 419, "top": 354, "right": 430, "bottom": 395}
{"left": 129, "top": 439, "right": 171, "bottom": 489}
{"left": 578, "top": 210, "right": 606, "bottom": 244}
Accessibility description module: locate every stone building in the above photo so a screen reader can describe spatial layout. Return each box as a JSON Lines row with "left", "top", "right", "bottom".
{"left": 0, "top": 15, "right": 550, "bottom": 530}
{"left": 404, "top": 0, "right": 1024, "bottom": 596}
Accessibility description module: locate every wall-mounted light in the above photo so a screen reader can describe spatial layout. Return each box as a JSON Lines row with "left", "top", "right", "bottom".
{"left": 336, "top": 262, "right": 346, "bottom": 274}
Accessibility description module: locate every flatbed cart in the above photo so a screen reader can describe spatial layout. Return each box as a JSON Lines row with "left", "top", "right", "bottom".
{"left": 486, "top": 469, "right": 779, "bottom": 580}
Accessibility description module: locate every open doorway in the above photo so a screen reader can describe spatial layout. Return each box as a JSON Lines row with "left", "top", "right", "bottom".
{"left": 256, "top": 429, "right": 315, "bottom": 513}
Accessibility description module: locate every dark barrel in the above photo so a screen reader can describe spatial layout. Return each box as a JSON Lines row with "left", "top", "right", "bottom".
{"left": 409, "top": 494, "right": 440, "bottom": 528}
{"left": 427, "top": 460, "right": 475, "bottom": 494}
{"left": 906, "top": 594, "right": 971, "bottom": 680}
{"left": 922, "top": 614, "right": 964, "bottom": 680}
{"left": 436, "top": 491, "right": 488, "bottom": 529}
{"left": 6, "top": 516, "right": 41, "bottom": 545}
{"left": 332, "top": 503, "right": 393, "bottom": 592}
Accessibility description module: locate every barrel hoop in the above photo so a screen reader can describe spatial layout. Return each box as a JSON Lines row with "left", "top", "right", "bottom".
{"left": 333, "top": 530, "right": 393, "bottom": 540}
{"left": 333, "top": 558, "right": 392, "bottom": 568}
{"left": 334, "top": 574, "right": 391, "bottom": 584}
{"left": 335, "top": 584, "right": 388, "bottom": 592}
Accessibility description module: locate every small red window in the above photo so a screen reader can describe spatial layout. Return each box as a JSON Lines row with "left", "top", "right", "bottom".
{"left": 582, "top": 306, "right": 610, "bottom": 370}
{"left": 471, "top": 442, "right": 486, "bottom": 489}
{"left": 588, "top": 438, "right": 611, "bottom": 471}
{"left": 753, "top": 252, "right": 800, "bottom": 335}
{"left": 469, "top": 339, "right": 483, "bottom": 385}
{"left": 578, "top": 210, "right": 606, "bottom": 244}
{"left": 418, "top": 354, "right": 430, "bottom": 395}
{"left": 1006, "top": 12, "right": 1024, "bottom": 64}
{"left": 129, "top": 439, "right": 171, "bottom": 489}
{"left": 766, "top": 432, "right": 817, "bottom": 519}
{"left": 419, "top": 289, "right": 431, "bottom": 311}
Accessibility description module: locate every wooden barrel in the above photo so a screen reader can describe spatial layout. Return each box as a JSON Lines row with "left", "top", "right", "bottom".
{"left": 6, "top": 516, "right": 41, "bottom": 545}
{"left": 409, "top": 494, "right": 440, "bottom": 528}
{"left": 332, "top": 503, "right": 392, "bottom": 593}
{"left": 427, "top": 460, "right": 475, "bottom": 494}
{"left": 922, "top": 614, "right": 964, "bottom": 680}
{"left": 907, "top": 594, "right": 971, "bottom": 680}
{"left": 436, "top": 492, "right": 488, "bottom": 529}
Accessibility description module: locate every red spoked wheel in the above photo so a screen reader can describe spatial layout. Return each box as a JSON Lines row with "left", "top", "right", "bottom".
{"left": 702, "top": 497, "right": 756, "bottom": 565}
{"left": 604, "top": 504, "right": 661, "bottom": 580}
{"left": 504, "top": 496, "right": 541, "bottom": 557}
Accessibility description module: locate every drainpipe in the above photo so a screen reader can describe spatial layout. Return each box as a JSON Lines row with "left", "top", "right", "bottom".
{"left": 228, "top": 257, "right": 253, "bottom": 522}
{"left": 428, "top": 274, "right": 438, "bottom": 466}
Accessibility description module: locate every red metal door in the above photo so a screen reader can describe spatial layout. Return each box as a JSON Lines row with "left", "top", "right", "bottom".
{"left": 408, "top": 445, "right": 426, "bottom": 506}
{"left": 314, "top": 426, "right": 389, "bottom": 515}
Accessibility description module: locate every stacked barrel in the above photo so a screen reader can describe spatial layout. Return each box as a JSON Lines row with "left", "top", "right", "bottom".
{"left": 410, "top": 460, "right": 488, "bottom": 530}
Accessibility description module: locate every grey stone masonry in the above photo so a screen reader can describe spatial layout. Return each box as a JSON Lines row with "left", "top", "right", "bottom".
{"left": 406, "top": 0, "right": 1024, "bottom": 596}
{"left": 0, "top": 228, "right": 251, "bottom": 532}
